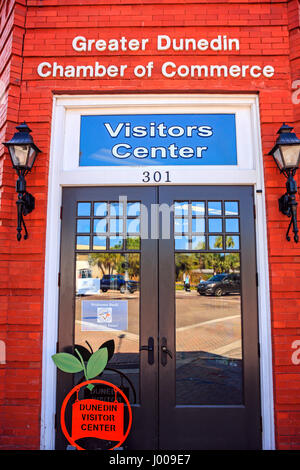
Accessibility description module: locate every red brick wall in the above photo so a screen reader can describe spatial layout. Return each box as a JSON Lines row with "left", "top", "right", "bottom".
{"left": 0, "top": 0, "right": 300, "bottom": 450}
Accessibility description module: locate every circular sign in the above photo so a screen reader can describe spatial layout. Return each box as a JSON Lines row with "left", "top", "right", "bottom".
{"left": 60, "top": 379, "right": 132, "bottom": 450}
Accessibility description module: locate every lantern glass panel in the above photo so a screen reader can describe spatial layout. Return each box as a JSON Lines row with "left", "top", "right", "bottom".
{"left": 9, "top": 144, "right": 30, "bottom": 168}
{"left": 280, "top": 144, "right": 300, "bottom": 169}
{"left": 27, "top": 146, "right": 38, "bottom": 170}
{"left": 273, "top": 147, "right": 284, "bottom": 170}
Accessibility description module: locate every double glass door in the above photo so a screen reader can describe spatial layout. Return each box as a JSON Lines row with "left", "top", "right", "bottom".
{"left": 56, "top": 186, "right": 261, "bottom": 450}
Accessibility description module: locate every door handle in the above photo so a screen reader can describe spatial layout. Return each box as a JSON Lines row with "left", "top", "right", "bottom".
{"left": 161, "top": 337, "right": 172, "bottom": 366}
{"left": 140, "top": 336, "right": 154, "bottom": 365}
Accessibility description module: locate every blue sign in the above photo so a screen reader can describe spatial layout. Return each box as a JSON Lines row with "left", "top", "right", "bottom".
{"left": 79, "top": 114, "right": 237, "bottom": 166}
{"left": 81, "top": 300, "right": 128, "bottom": 332}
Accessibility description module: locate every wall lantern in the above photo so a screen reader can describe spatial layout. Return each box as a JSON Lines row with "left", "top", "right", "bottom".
{"left": 3, "top": 122, "right": 41, "bottom": 241}
{"left": 269, "top": 123, "right": 300, "bottom": 243}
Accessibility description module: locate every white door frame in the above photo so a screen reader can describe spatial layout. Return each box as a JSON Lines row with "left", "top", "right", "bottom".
{"left": 40, "top": 93, "right": 275, "bottom": 450}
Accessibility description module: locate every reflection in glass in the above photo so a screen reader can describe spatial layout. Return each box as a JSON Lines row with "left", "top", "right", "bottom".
{"left": 126, "top": 237, "right": 140, "bottom": 250}
{"left": 76, "top": 236, "right": 90, "bottom": 250}
{"left": 127, "top": 202, "right": 140, "bottom": 217}
{"left": 225, "top": 201, "right": 239, "bottom": 216}
{"left": 127, "top": 219, "right": 140, "bottom": 234}
{"left": 191, "top": 236, "right": 205, "bottom": 250}
{"left": 75, "top": 253, "right": 140, "bottom": 404}
{"left": 175, "top": 252, "right": 242, "bottom": 405}
{"left": 208, "top": 218, "right": 222, "bottom": 233}
{"left": 77, "top": 202, "right": 91, "bottom": 216}
{"left": 94, "top": 202, "right": 108, "bottom": 217}
{"left": 110, "top": 236, "right": 123, "bottom": 250}
{"left": 174, "top": 202, "right": 188, "bottom": 216}
{"left": 110, "top": 219, "right": 123, "bottom": 234}
{"left": 226, "top": 235, "right": 240, "bottom": 250}
{"left": 110, "top": 202, "right": 123, "bottom": 217}
{"left": 93, "top": 236, "right": 106, "bottom": 250}
{"left": 191, "top": 201, "right": 205, "bottom": 216}
{"left": 192, "top": 218, "right": 205, "bottom": 233}
{"left": 208, "top": 201, "right": 222, "bottom": 215}
{"left": 175, "top": 236, "right": 189, "bottom": 250}
{"left": 94, "top": 219, "right": 107, "bottom": 234}
{"left": 209, "top": 235, "right": 223, "bottom": 250}
{"left": 174, "top": 218, "right": 189, "bottom": 234}
{"left": 77, "top": 219, "right": 91, "bottom": 233}
{"left": 225, "top": 218, "right": 239, "bottom": 233}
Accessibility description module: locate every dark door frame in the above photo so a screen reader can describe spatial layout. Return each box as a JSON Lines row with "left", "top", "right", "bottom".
{"left": 56, "top": 186, "right": 158, "bottom": 450}
{"left": 158, "top": 186, "right": 261, "bottom": 450}
{"left": 56, "top": 185, "right": 261, "bottom": 450}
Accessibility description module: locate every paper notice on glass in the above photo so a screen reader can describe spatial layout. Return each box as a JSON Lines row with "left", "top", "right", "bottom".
{"left": 81, "top": 300, "right": 128, "bottom": 331}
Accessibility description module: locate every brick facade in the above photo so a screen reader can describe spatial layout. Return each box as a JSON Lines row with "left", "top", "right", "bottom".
{"left": 0, "top": 0, "right": 300, "bottom": 450}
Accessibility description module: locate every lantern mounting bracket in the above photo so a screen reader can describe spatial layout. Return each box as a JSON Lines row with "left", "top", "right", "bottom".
{"left": 15, "top": 171, "right": 35, "bottom": 241}
{"left": 278, "top": 171, "right": 299, "bottom": 243}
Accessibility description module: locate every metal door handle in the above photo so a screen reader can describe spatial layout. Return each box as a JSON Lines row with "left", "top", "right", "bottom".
{"left": 161, "top": 337, "right": 172, "bottom": 366}
{"left": 140, "top": 337, "right": 154, "bottom": 365}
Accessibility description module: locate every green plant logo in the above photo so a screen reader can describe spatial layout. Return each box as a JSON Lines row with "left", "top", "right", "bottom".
{"left": 52, "top": 346, "right": 108, "bottom": 391}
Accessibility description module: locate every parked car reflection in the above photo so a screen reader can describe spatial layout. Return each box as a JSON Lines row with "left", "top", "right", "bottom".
{"left": 197, "top": 273, "right": 240, "bottom": 296}
{"left": 100, "top": 274, "right": 139, "bottom": 294}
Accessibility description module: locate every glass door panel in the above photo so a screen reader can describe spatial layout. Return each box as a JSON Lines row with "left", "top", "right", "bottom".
{"left": 175, "top": 253, "right": 242, "bottom": 405}
{"left": 75, "top": 252, "right": 140, "bottom": 404}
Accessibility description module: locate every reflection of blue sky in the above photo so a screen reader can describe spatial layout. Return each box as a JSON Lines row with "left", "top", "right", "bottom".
{"left": 224, "top": 202, "right": 239, "bottom": 216}
{"left": 175, "top": 236, "right": 189, "bottom": 250}
{"left": 76, "top": 236, "right": 90, "bottom": 250}
{"left": 79, "top": 114, "right": 237, "bottom": 167}
{"left": 94, "top": 219, "right": 107, "bottom": 233}
{"left": 225, "top": 219, "right": 239, "bottom": 233}
{"left": 127, "top": 219, "right": 140, "bottom": 234}
{"left": 110, "top": 219, "right": 123, "bottom": 233}
{"left": 174, "top": 218, "right": 189, "bottom": 233}
{"left": 93, "top": 236, "right": 106, "bottom": 250}
{"left": 77, "top": 202, "right": 91, "bottom": 217}
{"left": 110, "top": 203, "right": 123, "bottom": 217}
{"left": 208, "top": 202, "right": 222, "bottom": 215}
{"left": 208, "top": 218, "right": 222, "bottom": 233}
{"left": 94, "top": 203, "right": 108, "bottom": 217}
{"left": 174, "top": 202, "right": 188, "bottom": 216}
{"left": 77, "top": 219, "right": 90, "bottom": 233}
{"left": 127, "top": 202, "right": 140, "bottom": 217}
{"left": 175, "top": 202, "right": 205, "bottom": 216}
{"left": 192, "top": 218, "right": 205, "bottom": 233}
{"left": 191, "top": 202, "right": 205, "bottom": 216}
{"left": 191, "top": 236, "right": 205, "bottom": 249}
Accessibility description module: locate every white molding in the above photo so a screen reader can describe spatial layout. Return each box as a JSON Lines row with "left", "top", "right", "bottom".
{"left": 40, "top": 98, "right": 64, "bottom": 450}
{"left": 40, "top": 93, "right": 275, "bottom": 450}
{"left": 251, "top": 96, "right": 275, "bottom": 450}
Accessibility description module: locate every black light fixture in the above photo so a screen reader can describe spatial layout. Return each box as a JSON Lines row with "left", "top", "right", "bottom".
{"left": 269, "top": 123, "right": 300, "bottom": 243}
{"left": 3, "top": 122, "right": 41, "bottom": 241}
